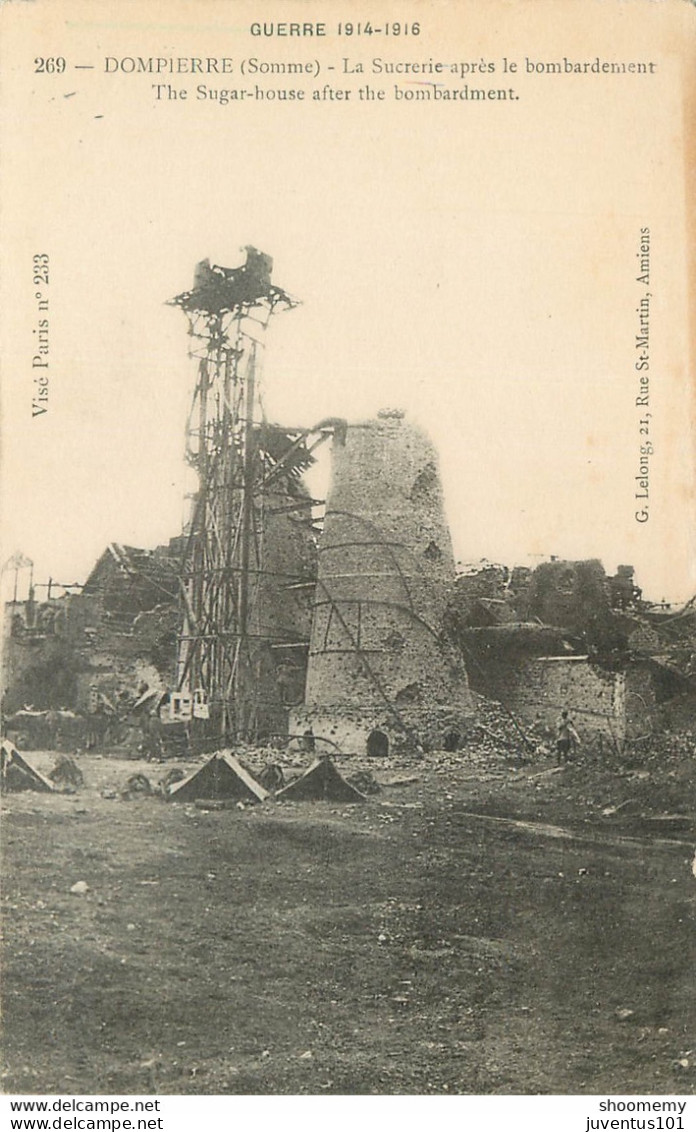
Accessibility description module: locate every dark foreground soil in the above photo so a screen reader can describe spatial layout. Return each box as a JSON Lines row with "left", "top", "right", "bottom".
{"left": 2, "top": 747, "right": 695, "bottom": 1095}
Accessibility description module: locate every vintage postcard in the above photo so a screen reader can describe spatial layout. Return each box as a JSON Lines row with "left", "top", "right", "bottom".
{"left": 1, "top": 0, "right": 694, "bottom": 1115}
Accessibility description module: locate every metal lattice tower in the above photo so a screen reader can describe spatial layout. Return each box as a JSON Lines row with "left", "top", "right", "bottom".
{"left": 169, "top": 248, "right": 299, "bottom": 740}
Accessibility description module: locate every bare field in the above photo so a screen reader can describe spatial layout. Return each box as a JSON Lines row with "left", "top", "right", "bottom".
{"left": 2, "top": 750, "right": 695, "bottom": 1095}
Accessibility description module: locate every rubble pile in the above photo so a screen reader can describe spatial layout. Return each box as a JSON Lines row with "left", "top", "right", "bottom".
{"left": 464, "top": 695, "right": 547, "bottom": 757}
{"left": 617, "top": 729, "right": 696, "bottom": 813}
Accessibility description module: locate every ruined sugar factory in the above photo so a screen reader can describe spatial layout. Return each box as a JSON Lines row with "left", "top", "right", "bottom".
{"left": 3, "top": 249, "right": 695, "bottom": 774}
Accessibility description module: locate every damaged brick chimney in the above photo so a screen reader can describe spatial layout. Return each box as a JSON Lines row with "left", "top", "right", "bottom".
{"left": 292, "top": 409, "right": 474, "bottom": 755}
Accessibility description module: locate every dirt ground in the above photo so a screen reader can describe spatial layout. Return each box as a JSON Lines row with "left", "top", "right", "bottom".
{"left": 2, "top": 742, "right": 695, "bottom": 1095}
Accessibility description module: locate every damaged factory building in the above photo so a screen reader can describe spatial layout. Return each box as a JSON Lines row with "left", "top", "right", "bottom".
{"left": 1, "top": 411, "right": 474, "bottom": 757}
{"left": 3, "top": 247, "right": 695, "bottom": 759}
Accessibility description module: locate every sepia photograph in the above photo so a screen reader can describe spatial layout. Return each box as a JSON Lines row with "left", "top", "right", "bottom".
{"left": 0, "top": 0, "right": 694, "bottom": 1111}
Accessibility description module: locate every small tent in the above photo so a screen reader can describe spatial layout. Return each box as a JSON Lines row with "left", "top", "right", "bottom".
{"left": 0, "top": 740, "right": 55, "bottom": 793}
{"left": 167, "top": 751, "right": 268, "bottom": 804}
{"left": 275, "top": 756, "right": 366, "bottom": 803}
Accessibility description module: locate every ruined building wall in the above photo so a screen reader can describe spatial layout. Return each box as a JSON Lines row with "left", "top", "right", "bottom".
{"left": 478, "top": 655, "right": 626, "bottom": 742}
{"left": 1, "top": 597, "right": 83, "bottom": 713}
{"left": 1, "top": 546, "right": 180, "bottom": 719}
{"left": 623, "top": 664, "right": 659, "bottom": 738}
{"left": 1, "top": 487, "right": 315, "bottom": 739}
{"left": 293, "top": 411, "right": 474, "bottom": 754}
{"left": 2, "top": 589, "right": 175, "bottom": 717}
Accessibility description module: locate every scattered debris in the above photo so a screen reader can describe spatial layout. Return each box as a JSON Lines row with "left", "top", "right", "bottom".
{"left": 158, "top": 767, "right": 185, "bottom": 793}
{"left": 381, "top": 774, "right": 421, "bottom": 787}
{"left": 0, "top": 740, "right": 54, "bottom": 794}
{"left": 49, "top": 755, "right": 84, "bottom": 791}
{"left": 347, "top": 769, "right": 381, "bottom": 795}
{"left": 167, "top": 751, "right": 268, "bottom": 804}
{"left": 519, "top": 766, "right": 564, "bottom": 783}
{"left": 121, "top": 773, "right": 153, "bottom": 800}
{"left": 69, "top": 881, "right": 89, "bottom": 896}
{"left": 258, "top": 762, "right": 285, "bottom": 792}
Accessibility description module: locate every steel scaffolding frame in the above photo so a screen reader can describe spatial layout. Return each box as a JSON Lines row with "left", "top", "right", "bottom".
{"left": 169, "top": 249, "right": 300, "bottom": 740}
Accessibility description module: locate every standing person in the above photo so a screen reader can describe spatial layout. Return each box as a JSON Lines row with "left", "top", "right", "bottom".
{"left": 143, "top": 708, "right": 163, "bottom": 762}
{"left": 556, "top": 709, "right": 580, "bottom": 762}
{"left": 86, "top": 699, "right": 106, "bottom": 751}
